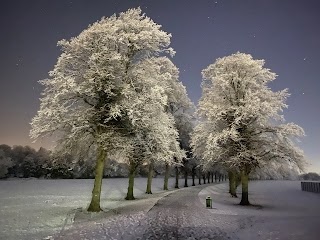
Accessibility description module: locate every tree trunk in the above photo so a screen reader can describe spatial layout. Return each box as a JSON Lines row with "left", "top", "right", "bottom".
{"left": 175, "top": 166, "right": 179, "bottom": 188}
{"left": 192, "top": 168, "right": 195, "bottom": 186}
{"left": 146, "top": 161, "right": 154, "bottom": 194}
{"left": 207, "top": 172, "right": 210, "bottom": 183}
{"left": 236, "top": 172, "right": 241, "bottom": 188}
{"left": 203, "top": 174, "right": 206, "bottom": 184}
{"left": 125, "top": 161, "right": 137, "bottom": 200}
{"left": 198, "top": 169, "right": 201, "bottom": 185}
{"left": 214, "top": 172, "right": 217, "bottom": 182}
{"left": 240, "top": 169, "right": 250, "bottom": 205}
{"left": 163, "top": 163, "right": 169, "bottom": 190}
{"left": 228, "top": 172, "right": 232, "bottom": 193}
{"left": 228, "top": 170, "right": 237, "bottom": 198}
{"left": 184, "top": 168, "right": 188, "bottom": 187}
{"left": 211, "top": 172, "right": 214, "bottom": 183}
{"left": 87, "top": 146, "right": 106, "bottom": 212}
{"left": 218, "top": 174, "right": 221, "bottom": 182}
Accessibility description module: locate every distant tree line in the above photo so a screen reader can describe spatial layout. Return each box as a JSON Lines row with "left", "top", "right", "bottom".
{"left": 0, "top": 144, "right": 201, "bottom": 181}
{"left": 0, "top": 144, "right": 52, "bottom": 179}
{"left": 300, "top": 172, "right": 320, "bottom": 181}
{"left": 0, "top": 143, "right": 218, "bottom": 180}
{"left": 0, "top": 144, "right": 132, "bottom": 179}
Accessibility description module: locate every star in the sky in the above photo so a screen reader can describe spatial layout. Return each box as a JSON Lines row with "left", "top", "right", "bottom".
{"left": 16, "top": 59, "right": 21, "bottom": 66}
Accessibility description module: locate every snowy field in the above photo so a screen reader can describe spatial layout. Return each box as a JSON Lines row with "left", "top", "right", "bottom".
{"left": 200, "top": 181, "right": 320, "bottom": 239}
{"left": 1, "top": 179, "right": 320, "bottom": 240}
{"left": 0, "top": 177, "right": 194, "bottom": 240}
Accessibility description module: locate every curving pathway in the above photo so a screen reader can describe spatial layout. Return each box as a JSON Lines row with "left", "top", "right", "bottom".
{"left": 56, "top": 185, "right": 240, "bottom": 240}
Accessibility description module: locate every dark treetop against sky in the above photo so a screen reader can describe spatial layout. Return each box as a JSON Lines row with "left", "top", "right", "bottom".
{"left": 1, "top": 0, "right": 319, "bottom": 172}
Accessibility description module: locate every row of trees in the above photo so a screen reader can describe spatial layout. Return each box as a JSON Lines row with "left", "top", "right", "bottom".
{"left": 29, "top": 8, "right": 306, "bottom": 211}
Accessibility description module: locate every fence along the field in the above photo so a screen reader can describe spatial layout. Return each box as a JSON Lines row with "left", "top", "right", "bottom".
{"left": 301, "top": 181, "right": 320, "bottom": 193}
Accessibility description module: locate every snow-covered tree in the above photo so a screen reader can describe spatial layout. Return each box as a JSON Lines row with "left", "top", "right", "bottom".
{"left": 123, "top": 98, "right": 183, "bottom": 199}
{"left": 125, "top": 56, "right": 189, "bottom": 195}
{"left": 112, "top": 56, "right": 186, "bottom": 199}
{"left": 191, "top": 52, "right": 306, "bottom": 205}
{"left": 188, "top": 156, "right": 199, "bottom": 186}
{"left": 251, "top": 160, "right": 301, "bottom": 180}
{"left": 133, "top": 56, "right": 193, "bottom": 192}
{"left": 31, "top": 8, "right": 181, "bottom": 211}
{"left": 167, "top": 86, "right": 194, "bottom": 190}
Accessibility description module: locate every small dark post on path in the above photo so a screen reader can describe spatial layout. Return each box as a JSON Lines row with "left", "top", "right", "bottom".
{"left": 206, "top": 196, "right": 212, "bottom": 208}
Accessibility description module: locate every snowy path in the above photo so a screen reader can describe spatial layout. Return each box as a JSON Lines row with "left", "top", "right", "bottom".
{"left": 140, "top": 185, "right": 238, "bottom": 239}
{"left": 56, "top": 185, "right": 238, "bottom": 240}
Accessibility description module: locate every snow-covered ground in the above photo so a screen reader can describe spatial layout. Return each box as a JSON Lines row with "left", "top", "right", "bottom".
{"left": 200, "top": 180, "right": 320, "bottom": 217}
{"left": 1, "top": 179, "right": 319, "bottom": 240}
{"left": 0, "top": 177, "right": 195, "bottom": 240}
{"left": 200, "top": 181, "right": 320, "bottom": 239}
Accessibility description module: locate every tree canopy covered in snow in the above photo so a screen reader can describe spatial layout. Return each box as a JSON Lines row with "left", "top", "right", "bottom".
{"left": 31, "top": 8, "right": 184, "bottom": 165}
{"left": 192, "top": 52, "right": 305, "bottom": 173}
{"left": 191, "top": 52, "right": 306, "bottom": 204}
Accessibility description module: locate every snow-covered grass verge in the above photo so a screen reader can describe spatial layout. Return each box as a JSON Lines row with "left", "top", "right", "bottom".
{"left": 0, "top": 177, "right": 194, "bottom": 240}
{"left": 199, "top": 180, "right": 320, "bottom": 217}
{"left": 199, "top": 181, "right": 320, "bottom": 240}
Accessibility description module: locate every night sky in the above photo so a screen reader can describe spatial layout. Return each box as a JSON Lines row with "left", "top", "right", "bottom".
{"left": 1, "top": 0, "right": 319, "bottom": 172}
